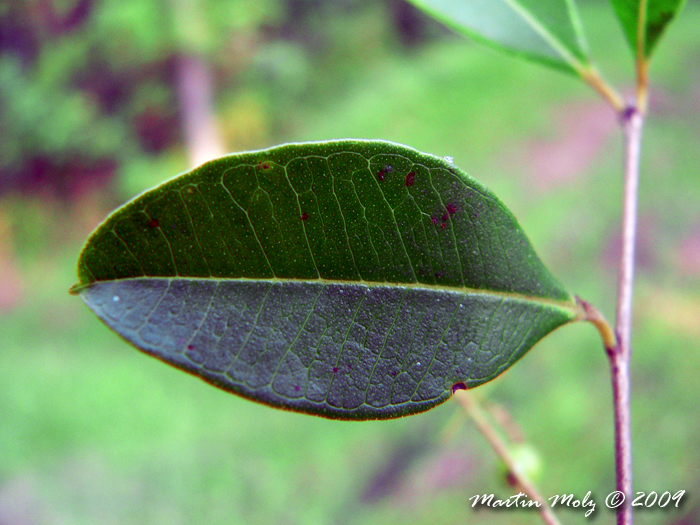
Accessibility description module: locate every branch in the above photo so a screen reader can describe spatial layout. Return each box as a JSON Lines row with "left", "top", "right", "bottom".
{"left": 608, "top": 106, "right": 644, "bottom": 525}
{"left": 453, "top": 390, "right": 561, "bottom": 525}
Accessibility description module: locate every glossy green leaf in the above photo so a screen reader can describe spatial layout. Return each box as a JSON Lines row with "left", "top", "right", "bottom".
{"left": 406, "top": 0, "right": 589, "bottom": 73}
{"left": 71, "top": 140, "right": 580, "bottom": 420}
{"left": 609, "top": 0, "right": 687, "bottom": 58}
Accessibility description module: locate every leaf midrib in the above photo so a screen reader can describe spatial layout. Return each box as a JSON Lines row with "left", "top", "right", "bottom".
{"left": 500, "top": 0, "right": 588, "bottom": 73}
{"left": 78, "top": 275, "right": 581, "bottom": 315}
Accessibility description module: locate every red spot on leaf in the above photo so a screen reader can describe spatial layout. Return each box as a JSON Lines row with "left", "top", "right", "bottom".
{"left": 377, "top": 165, "right": 393, "bottom": 181}
{"left": 446, "top": 202, "right": 457, "bottom": 215}
{"left": 473, "top": 212, "right": 479, "bottom": 219}
{"left": 405, "top": 171, "right": 415, "bottom": 186}
{"left": 300, "top": 212, "right": 308, "bottom": 221}
{"left": 441, "top": 213, "right": 449, "bottom": 222}
{"left": 333, "top": 367, "right": 338, "bottom": 373}
{"left": 441, "top": 223, "right": 446, "bottom": 229}
{"left": 148, "top": 218, "right": 160, "bottom": 228}
{"left": 431, "top": 216, "right": 438, "bottom": 225}
{"left": 257, "top": 161, "right": 270, "bottom": 170}
{"left": 451, "top": 382, "right": 467, "bottom": 394}
{"left": 187, "top": 345, "right": 193, "bottom": 350}
{"left": 294, "top": 385, "right": 301, "bottom": 392}
{"left": 390, "top": 370, "right": 397, "bottom": 377}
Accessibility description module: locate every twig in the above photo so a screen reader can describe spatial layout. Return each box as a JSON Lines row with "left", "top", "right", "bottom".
{"left": 608, "top": 106, "right": 644, "bottom": 525}
{"left": 453, "top": 390, "right": 561, "bottom": 525}
{"left": 579, "top": 66, "right": 625, "bottom": 113}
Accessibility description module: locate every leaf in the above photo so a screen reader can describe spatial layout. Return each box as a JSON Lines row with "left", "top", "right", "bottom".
{"left": 71, "top": 140, "right": 580, "bottom": 420}
{"left": 405, "top": 0, "right": 590, "bottom": 73}
{"left": 609, "top": 0, "right": 687, "bottom": 58}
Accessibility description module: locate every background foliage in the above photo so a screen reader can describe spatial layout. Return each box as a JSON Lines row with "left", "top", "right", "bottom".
{"left": 1, "top": 0, "right": 699, "bottom": 523}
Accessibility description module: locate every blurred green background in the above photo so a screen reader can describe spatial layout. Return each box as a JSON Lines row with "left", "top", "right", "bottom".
{"left": 1, "top": 1, "right": 699, "bottom": 524}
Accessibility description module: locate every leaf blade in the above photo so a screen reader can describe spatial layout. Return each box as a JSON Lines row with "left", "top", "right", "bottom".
{"left": 73, "top": 140, "right": 579, "bottom": 419}
{"left": 406, "top": 0, "right": 590, "bottom": 73}
{"left": 610, "top": 0, "right": 688, "bottom": 58}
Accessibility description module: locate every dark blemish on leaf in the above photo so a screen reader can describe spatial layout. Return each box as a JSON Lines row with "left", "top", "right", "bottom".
{"left": 446, "top": 202, "right": 457, "bottom": 215}
{"left": 147, "top": 218, "right": 160, "bottom": 228}
{"left": 187, "top": 345, "right": 193, "bottom": 350}
{"left": 646, "top": 11, "right": 675, "bottom": 46}
{"left": 347, "top": 364, "right": 353, "bottom": 370}
{"left": 467, "top": 192, "right": 472, "bottom": 198}
{"left": 431, "top": 216, "right": 438, "bottom": 225}
{"left": 441, "top": 213, "right": 449, "bottom": 222}
{"left": 333, "top": 367, "right": 338, "bottom": 373}
{"left": 435, "top": 272, "right": 443, "bottom": 279}
{"left": 405, "top": 171, "right": 415, "bottom": 186}
{"left": 300, "top": 212, "right": 308, "bottom": 221}
{"left": 377, "top": 165, "right": 393, "bottom": 181}
{"left": 473, "top": 212, "right": 479, "bottom": 219}
{"left": 451, "top": 382, "right": 467, "bottom": 394}
{"left": 294, "top": 385, "right": 301, "bottom": 392}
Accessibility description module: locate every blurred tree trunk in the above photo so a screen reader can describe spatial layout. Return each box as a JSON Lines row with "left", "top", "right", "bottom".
{"left": 170, "top": 0, "right": 225, "bottom": 168}
{"left": 175, "top": 53, "right": 226, "bottom": 168}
